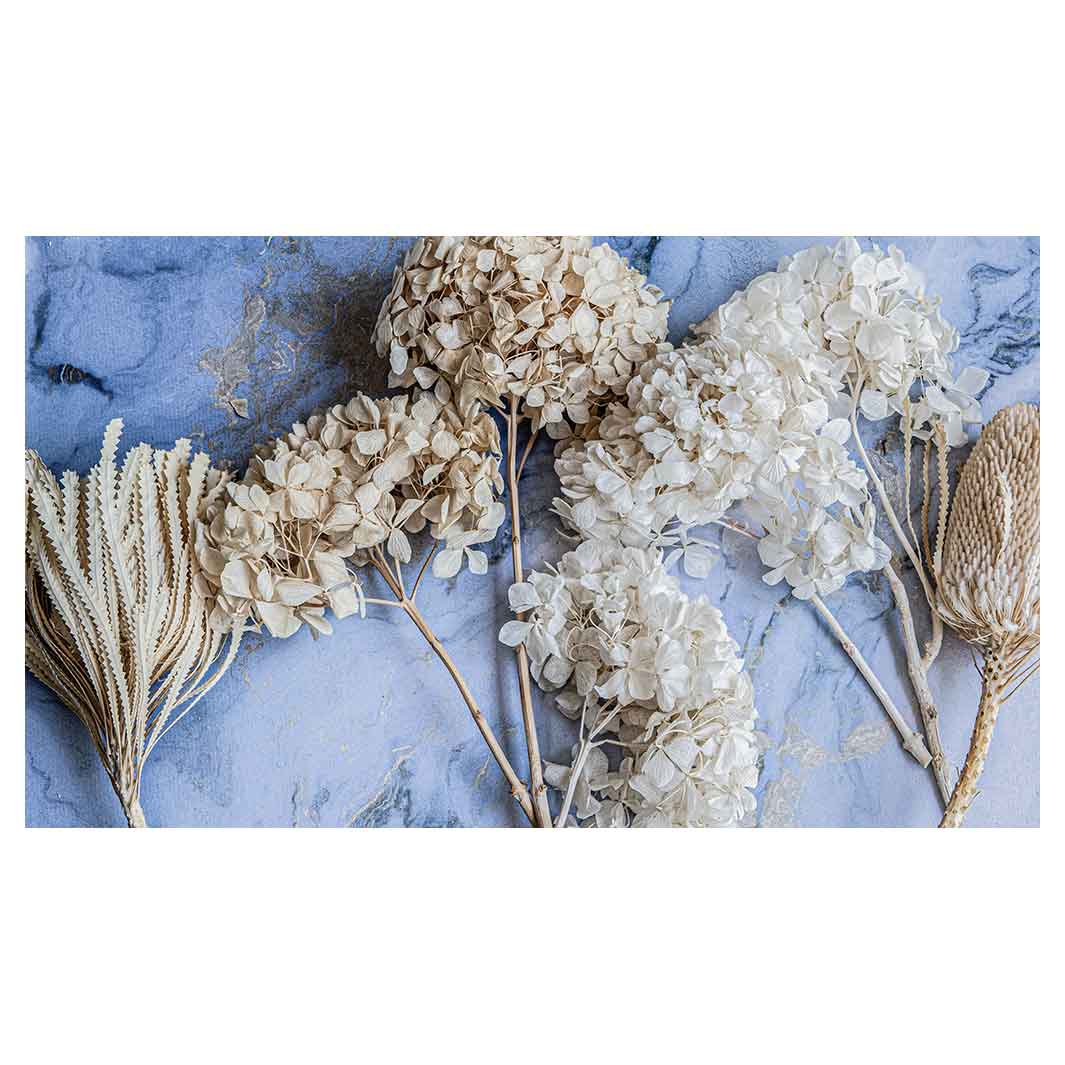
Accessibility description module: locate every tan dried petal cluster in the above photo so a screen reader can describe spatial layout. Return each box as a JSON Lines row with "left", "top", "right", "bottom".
{"left": 373, "top": 236, "right": 670, "bottom": 437}
{"left": 195, "top": 391, "right": 505, "bottom": 639}
{"left": 937, "top": 402, "right": 1040, "bottom": 651}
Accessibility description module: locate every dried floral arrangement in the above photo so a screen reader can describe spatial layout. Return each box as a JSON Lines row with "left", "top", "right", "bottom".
{"left": 375, "top": 236, "right": 671, "bottom": 825}
{"left": 25, "top": 422, "right": 244, "bottom": 826}
{"left": 25, "top": 236, "right": 1037, "bottom": 828}
{"left": 548, "top": 239, "right": 997, "bottom": 807}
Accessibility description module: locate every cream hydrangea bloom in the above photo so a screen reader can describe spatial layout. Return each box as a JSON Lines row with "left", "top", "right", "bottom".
{"left": 500, "top": 540, "right": 761, "bottom": 827}
{"left": 196, "top": 392, "right": 504, "bottom": 638}
{"left": 552, "top": 336, "right": 890, "bottom": 599}
{"left": 694, "top": 237, "right": 982, "bottom": 445}
{"left": 373, "top": 236, "right": 670, "bottom": 436}
{"left": 551, "top": 240, "right": 976, "bottom": 602}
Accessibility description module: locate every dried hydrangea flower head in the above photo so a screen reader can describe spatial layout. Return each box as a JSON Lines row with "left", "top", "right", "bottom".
{"left": 693, "top": 237, "right": 981, "bottom": 443}
{"left": 196, "top": 391, "right": 505, "bottom": 639}
{"left": 553, "top": 336, "right": 890, "bottom": 599}
{"left": 500, "top": 540, "right": 761, "bottom": 826}
{"left": 936, "top": 403, "right": 1039, "bottom": 827}
{"left": 25, "top": 420, "right": 244, "bottom": 827}
{"left": 374, "top": 236, "right": 670, "bottom": 436}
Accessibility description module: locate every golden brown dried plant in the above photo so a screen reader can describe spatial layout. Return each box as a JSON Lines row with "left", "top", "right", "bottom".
{"left": 25, "top": 420, "right": 244, "bottom": 827}
{"left": 935, "top": 403, "right": 1040, "bottom": 827}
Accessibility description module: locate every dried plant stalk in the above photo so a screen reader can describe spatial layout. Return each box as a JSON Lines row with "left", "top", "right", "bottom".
{"left": 506, "top": 400, "right": 552, "bottom": 827}
{"left": 850, "top": 388, "right": 952, "bottom": 803}
{"left": 25, "top": 420, "right": 244, "bottom": 827}
{"left": 935, "top": 404, "right": 1040, "bottom": 828}
{"left": 716, "top": 518, "right": 931, "bottom": 766}
{"left": 368, "top": 548, "right": 536, "bottom": 824}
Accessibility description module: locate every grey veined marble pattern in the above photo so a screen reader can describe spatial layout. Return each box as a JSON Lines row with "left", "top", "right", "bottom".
{"left": 24, "top": 236, "right": 1040, "bottom": 827}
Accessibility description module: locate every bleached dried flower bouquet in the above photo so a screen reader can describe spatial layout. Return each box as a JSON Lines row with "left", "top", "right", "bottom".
{"left": 26, "top": 236, "right": 1038, "bottom": 827}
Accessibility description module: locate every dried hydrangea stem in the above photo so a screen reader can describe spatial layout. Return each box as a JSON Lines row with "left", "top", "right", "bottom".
{"left": 809, "top": 595, "right": 931, "bottom": 767}
{"left": 940, "top": 649, "right": 1007, "bottom": 828}
{"left": 849, "top": 391, "right": 938, "bottom": 618}
{"left": 506, "top": 400, "right": 553, "bottom": 828}
{"left": 717, "top": 519, "right": 931, "bottom": 766}
{"left": 371, "top": 555, "right": 536, "bottom": 825}
{"left": 883, "top": 561, "right": 953, "bottom": 804}
{"left": 555, "top": 740, "right": 593, "bottom": 828}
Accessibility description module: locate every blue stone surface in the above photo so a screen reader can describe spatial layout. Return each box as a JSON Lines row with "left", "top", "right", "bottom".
{"left": 25, "top": 236, "right": 1040, "bottom": 827}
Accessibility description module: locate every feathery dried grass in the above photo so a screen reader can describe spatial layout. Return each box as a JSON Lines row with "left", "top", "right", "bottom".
{"left": 936, "top": 403, "right": 1039, "bottom": 827}
{"left": 25, "top": 419, "right": 244, "bottom": 827}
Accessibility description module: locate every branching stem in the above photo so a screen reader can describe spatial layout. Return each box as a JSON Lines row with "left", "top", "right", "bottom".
{"left": 715, "top": 518, "right": 931, "bottom": 767}
{"left": 883, "top": 560, "right": 953, "bottom": 804}
{"left": 809, "top": 595, "right": 931, "bottom": 766}
{"left": 369, "top": 554, "right": 535, "bottom": 824}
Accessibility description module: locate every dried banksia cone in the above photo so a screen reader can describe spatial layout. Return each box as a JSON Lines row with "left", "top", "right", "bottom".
{"left": 25, "top": 420, "right": 245, "bottom": 827}
{"left": 935, "top": 403, "right": 1039, "bottom": 828}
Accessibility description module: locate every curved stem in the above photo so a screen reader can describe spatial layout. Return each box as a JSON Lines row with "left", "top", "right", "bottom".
{"left": 941, "top": 647, "right": 1006, "bottom": 828}
{"left": 401, "top": 598, "right": 536, "bottom": 825}
{"left": 810, "top": 595, "right": 931, "bottom": 767}
{"left": 371, "top": 555, "right": 536, "bottom": 825}
{"left": 883, "top": 561, "right": 953, "bottom": 805}
{"left": 506, "top": 400, "right": 552, "bottom": 827}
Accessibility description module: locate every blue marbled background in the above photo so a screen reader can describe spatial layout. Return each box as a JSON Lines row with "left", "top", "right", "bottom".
{"left": 25, "top": 236, "right": 1040, "bottom": 827}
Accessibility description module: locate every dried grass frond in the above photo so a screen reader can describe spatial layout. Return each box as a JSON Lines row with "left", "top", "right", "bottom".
{"left": 25, "top": 419, "right": 244, "bottom": 827}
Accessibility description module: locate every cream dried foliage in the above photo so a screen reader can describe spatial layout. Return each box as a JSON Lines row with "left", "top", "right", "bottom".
{"left": 196, "top": 391, "right": 505, "bottom": 639}
{"left": 936, "top": 403, "right": 1039, "bottom": 827}
{"left": 373, "top": 236, "right": 670, "bottom": 436}
{"left": 25, "top": 420, "right": 244, "bottom": 827}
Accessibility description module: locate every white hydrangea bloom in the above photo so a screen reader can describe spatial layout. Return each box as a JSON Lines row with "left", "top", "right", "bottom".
{"left": 694, "top": 237, "right": 982, "bottom": 445}
{"left": 552, "top": 239, "right": 975, "bottom": 602}
{"left": 373, "top": 236, "right": 670, "bottom": 436}
{"left": 500, "top": 540, "right": 761, "bottom": 826}
{"left": 552, "top": 337, "right": 890, "bottom": 599}
{"left": 196, "top": 392, "right": 504, "bottom": 638}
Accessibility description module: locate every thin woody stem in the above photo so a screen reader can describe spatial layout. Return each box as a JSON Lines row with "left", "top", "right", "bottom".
{"left": 506, "top": 398, "right": 553, "bottom": 827}
{"left": 849, "top": 385, "right": 944, "bottom": 669}
{"left": 809, "top": 595, "right": 931, "bottom": 766}
{"left": 410, "top": 541, "right": 438, "bottom": 601}
{"left": 849, "top": 390, "right": 935, "bottom": 607}
{"left": 715, "top": 518, "right": 931, "bottom": 767}
{"left": 370, "top": 555, "right": 535, "bottom": 824}
{"left": 555, "top": 740, "right": 592, "bottom": 828}
{"left": 517, "top": 428, "right": 540, "bottom": 480}
{"left": 848, "top": 383, "right": 952, "bottom": 805}
{"left": 883, "top": 560, "right": 953, "bottom": 805}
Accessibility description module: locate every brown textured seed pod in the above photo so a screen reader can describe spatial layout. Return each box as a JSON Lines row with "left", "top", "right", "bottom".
{"left": 936, "top": 403, "right": 1039, "bottom": 827}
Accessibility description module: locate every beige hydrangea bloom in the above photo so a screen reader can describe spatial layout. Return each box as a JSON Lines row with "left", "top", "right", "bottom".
{"left": 195, "top": 392, "right": 504, "bottom": 639}
{"left": 373, "top": 236, "right": 670, "bottom": 437}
